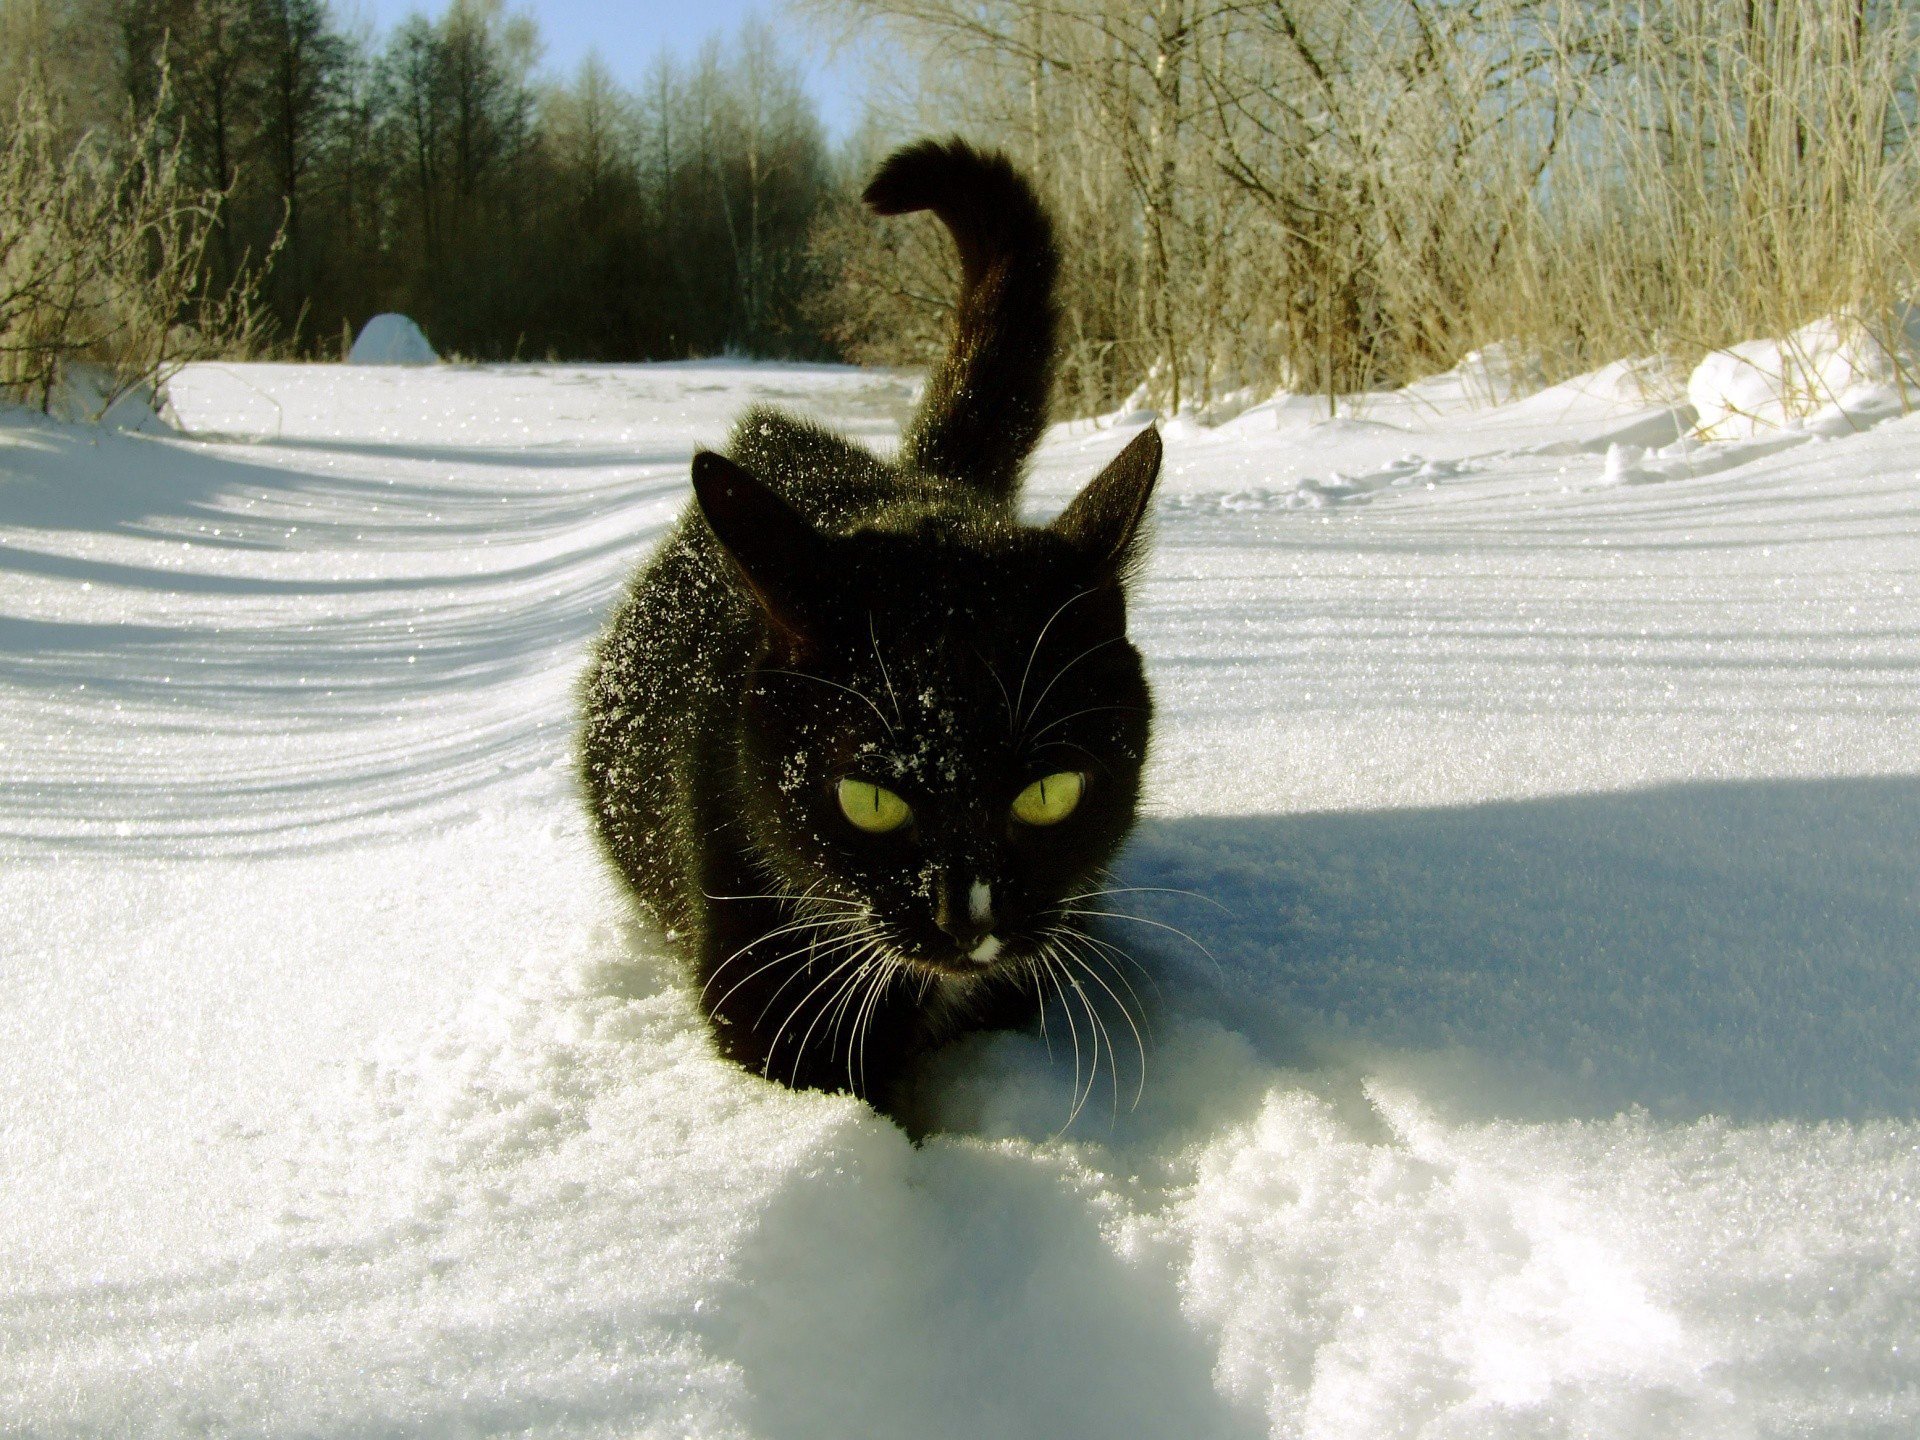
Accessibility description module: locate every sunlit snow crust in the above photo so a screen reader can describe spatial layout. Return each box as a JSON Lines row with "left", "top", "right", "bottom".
{"left": 2, "top": 359, "right": 1917, "bottom": 1436}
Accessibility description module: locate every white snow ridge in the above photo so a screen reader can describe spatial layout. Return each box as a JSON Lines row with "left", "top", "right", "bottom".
{"left": 2, "top": 357, "right": 1917, "bottom": 1437}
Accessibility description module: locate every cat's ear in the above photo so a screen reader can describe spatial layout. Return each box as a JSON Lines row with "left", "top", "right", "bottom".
{"left": 1050, "top": 426, "right": 1162, "bottom": 580}
{"left": 692, "top": 450, "right": 830, "bottom": 644}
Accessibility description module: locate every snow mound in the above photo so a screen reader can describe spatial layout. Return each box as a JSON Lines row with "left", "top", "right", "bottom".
{"left": 349, "top": 313, "right": 439, "bottom": 366}
{"left": 1456, "top": 340, "right": 1549, "bottom": 406}
{"left": 1690, "top": 308, "right": 1920, "bottom": 439}
{"left": 1510, "top": 355, "right": 1690, "bottom": 419}
{"left": 1402, "top": 340, "right": 1549, "bottom": 411}
{"left": 1596, "top": 430, "right": 1812, "bottom": 488}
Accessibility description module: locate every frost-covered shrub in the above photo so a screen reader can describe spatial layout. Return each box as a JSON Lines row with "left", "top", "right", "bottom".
{"left": 0, "top": 77, "right": 274, "bottom": 418}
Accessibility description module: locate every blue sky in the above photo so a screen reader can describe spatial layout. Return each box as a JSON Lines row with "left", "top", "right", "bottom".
{"left": 342, "top": 0, "right": 864, "bottom": 137}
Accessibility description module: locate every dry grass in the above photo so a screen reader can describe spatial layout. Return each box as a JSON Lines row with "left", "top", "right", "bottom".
{"left": 1487, "top": 0, "right": 1919, "bottom": 378}
{"left": 810, "top": 0, "right": 1920, "bottom": 413}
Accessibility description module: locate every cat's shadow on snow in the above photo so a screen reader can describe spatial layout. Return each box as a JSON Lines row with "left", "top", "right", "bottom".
{"left": 1099, "top": 772, "right": 1920, "bottom": 1125}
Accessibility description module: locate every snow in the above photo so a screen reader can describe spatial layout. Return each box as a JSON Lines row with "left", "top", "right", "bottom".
{"left": 1689, "top": 307, "right": 1920, "bottom": 439}
{"left": 348, "top": 311, "right": 440, "bottom": 365}
{"left": 31, "top": 360, "right": 173, "bottom": 429}
{"left": 3, "top": 354, "right": 1918, "bottom": 1436}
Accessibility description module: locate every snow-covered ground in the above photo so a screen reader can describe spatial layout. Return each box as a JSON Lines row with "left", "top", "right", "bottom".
{"left": 2, "top": 357, "right": 1916, "bottom": 1436}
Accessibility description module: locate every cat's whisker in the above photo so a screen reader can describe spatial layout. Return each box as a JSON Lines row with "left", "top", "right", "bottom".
{"left": 702, "top": 889, "right": 867, "bottom": 910}
{"left": 1052, "top": 923, "right": 1163, "bottom": 1011}
{"left": 771, "top": 936, "right": 881, "bottom": 1081}
{"left": 703, "top": 928, "right": 844, "bottom": 1012}
{"left": 853, "top": 953, "right": 903, "bottom": 1098}
{"left": 701, "top": 911, "right": 860, "bottom": 1006}
{"left": 1044, "top": 923, "right": 1157, "bottom": 1012}
{"left": 761, "top": 667, "right": 897, "bottom": 737}
{"left": 1013, "top": 587, "right": 1097, "bottom": 728}
{"left": 1028, "top": 959, "right": 1054, "bottom": 1060}
{"left": 970, "top": 643, "right": 1017, "bottom": 736}
{"left": 756, "top": 966, "right": 872, "bottom": 1079}
{"left": 1021, "top": 634, "right": 1127, "bottom": 737}
{"left": 846, "top": 952, "right": 885, "bottom": 1065}
{"left": 1075, "top": 960, "right": 1112, "bottom": 1123}
{"left": 841, "top": 943, "right": 900, "bottom": 1095}
{"left": 1045, "top": 935, "right": 1113, "bottom": 1121}
{"left": 827, "top": 950, "right": 879, "bottom": 1069}
{"left": 1029, "top": 952, "right": 1077, "bottom": 1130}
{"left": 1046, "top": 927, "right": 1148, "bottom": 1112}
{"left": 714, "top": 924, "right": 871, "bottom": 1019}
{"left": 1057, "top": 884, "right": 1232, "bottom": 913}
{"left": 816, "top": 943, "right": 887, "bottom": 1080}
{"left": 869, "top": 612, "right": 904, "bottom": 726}
{"left": 1088, "top": 994, "right": 1119, "bottom": 1120}
{"left": 1034, "top": 939, "right": 1092, "bottom": 1129}
{"left": 1024, "top": 702, "right": 1145, "bottom": 744}
{"left": 698, "top": 883, "right": 861, "bottom": 999}
{"left": 703, "top": 882, "right": 880, "bottom": 1006}
{"left": 1060, "top": 906, "right": 1226, "bottom": 981}
{"left": 711, "top": 878, "right": 835, "bottom": 908}
{"left": 828, "top": 928, "right": 889, "bottom": 1052}
{"left": 1031, "top": 735, "right": 1116, "bottom": 780}
{"left": 754, "top": 923, "right": 875, "bottom": 1031}
{"left": 710, "top": 936, "right": 840, "bottom": 1022}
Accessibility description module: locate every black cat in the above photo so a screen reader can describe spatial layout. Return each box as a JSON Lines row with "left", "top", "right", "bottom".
{"left": 580, "top": 138, "right": 1162, "bottom": 1116}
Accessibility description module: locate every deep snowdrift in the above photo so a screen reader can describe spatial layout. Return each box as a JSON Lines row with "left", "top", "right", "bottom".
{"left": 2, "top": 360, "right": 1916, "bottom": 1437}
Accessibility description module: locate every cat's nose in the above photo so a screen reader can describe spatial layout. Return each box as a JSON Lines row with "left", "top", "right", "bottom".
{"left": 934, "top": 875, "right": 995, "bottom": 951}
{"left": 935, "top": 913, "right": 990, "bottom": 949}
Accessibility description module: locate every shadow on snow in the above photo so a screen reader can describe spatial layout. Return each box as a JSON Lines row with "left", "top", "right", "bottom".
{"left": 1116, "top": 776, "right": 1920, "bottom": 1125}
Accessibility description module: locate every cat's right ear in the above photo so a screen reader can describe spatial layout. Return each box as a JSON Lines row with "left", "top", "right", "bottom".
{"left": 1050, "top": 425, "right": 1162, "bottom": 582}
{"left": 692, "top": 451, "right": 829, "bottom": 645}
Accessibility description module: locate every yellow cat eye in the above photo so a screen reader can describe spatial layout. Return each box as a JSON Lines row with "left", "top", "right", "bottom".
{"left": 837, "top": 778, "right": 912, "bottom": 833}
{"left": 1012, "top": 771, "right": 1085, "bottom": 826}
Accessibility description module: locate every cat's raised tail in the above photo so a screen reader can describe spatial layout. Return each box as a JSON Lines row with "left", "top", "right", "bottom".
{"left": 864, "top": 137, "right": 1059, "bottom": 504}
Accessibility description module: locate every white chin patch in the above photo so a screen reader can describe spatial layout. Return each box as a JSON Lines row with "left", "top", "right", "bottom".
{"left": 969, "top": 934, "right": 1003, "bottom": 964}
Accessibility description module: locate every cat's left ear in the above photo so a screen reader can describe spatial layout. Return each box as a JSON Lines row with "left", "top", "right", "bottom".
{"left": 692, "top": 450, "right": 830, "bottom": 644}
{"left": 1049, "top": 426, "right": 1162, "bottom": 581}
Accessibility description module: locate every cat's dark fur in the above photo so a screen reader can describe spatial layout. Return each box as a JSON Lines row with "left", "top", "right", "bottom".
{"left": 580, "top": 138, "right": 1162, "bottom": 1115}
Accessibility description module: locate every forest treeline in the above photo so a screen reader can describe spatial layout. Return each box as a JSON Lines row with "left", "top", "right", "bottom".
{"left": 5, "top": 0, "right": 1920, "bottom": 417}
{"left": 2, "top": 0, "right": 836, "bottom": 367}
